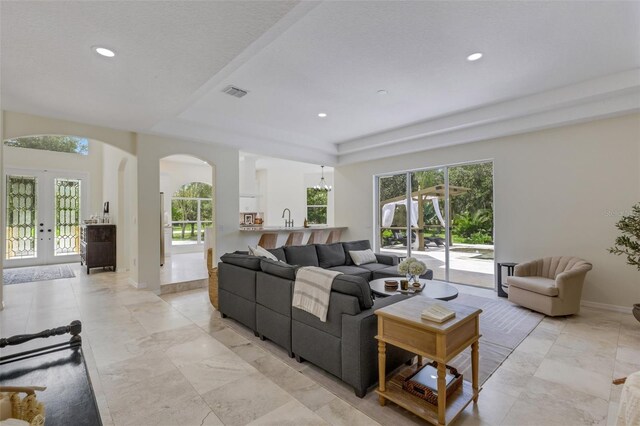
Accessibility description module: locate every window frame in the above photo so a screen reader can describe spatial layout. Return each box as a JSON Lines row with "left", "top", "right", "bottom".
{"left": 306, "top": 188, "right": 328, "bottom": 225}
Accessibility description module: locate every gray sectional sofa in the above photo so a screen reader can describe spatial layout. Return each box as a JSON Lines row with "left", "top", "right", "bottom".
{"left": 217, "top": 240, "right": 431, "bottom": 397}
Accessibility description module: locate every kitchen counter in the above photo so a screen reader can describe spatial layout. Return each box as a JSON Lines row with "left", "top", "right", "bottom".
{"left": 239, "top": 226, "right": 347, "bottom": 232}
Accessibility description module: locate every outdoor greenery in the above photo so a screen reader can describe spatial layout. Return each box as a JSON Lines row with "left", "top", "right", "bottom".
{"left": 609, "top": 203, "right": 640, "bottom": 271}
{"left": 379, "top": 163, "right": 494, "bottom": 246}
{"left": 307, "top": 188, "right": 328, "bottom": 224}
{"left": 171, "top": 182, "right": 213, "bottom": 241}
{"left": 4, "top": 136, "right": 89, "bottom": 155}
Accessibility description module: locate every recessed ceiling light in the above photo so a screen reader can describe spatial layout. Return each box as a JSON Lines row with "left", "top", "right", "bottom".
{"left": 318, "top": 113, "right": 327, "bottom": 118}
{"left": 93, "top": 46, "right": 116, "bottom": 58}
{"left": 377, "top": 89, "right": 388, "bottom": 95}
{"left": 466, "top": 52, "right": 483, "bottom": 62}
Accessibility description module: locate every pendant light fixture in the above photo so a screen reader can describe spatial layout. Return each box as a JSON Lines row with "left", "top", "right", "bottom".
{"left": 314, "top": 166, "right": 332, "bottom": 192}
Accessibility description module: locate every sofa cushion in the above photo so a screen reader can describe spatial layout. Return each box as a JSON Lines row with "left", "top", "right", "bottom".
{"left": 260, "top": 259, "right": 297, "bottom": 280}
{"left": 331, "top": 275, "right": 374, "bottom": 309}
{"left": 327, "top": 265, "right": 372, "bottom": 283}
{"left": 341, "top": 240, "right": 372, "bottom": 265}
{"left": 316, "top": 243, "right": 347, "bottom": 268}
{"left": 284, "top": 245, "right": 319, "bottom": 267}
{"left": 249, "top": 245, "right": 278, "bottom": 261}
{"left": 256, "top": 272, "right": 293, "bottom": 316}
{"left": 220, "top": 253, "right": 262, "bottom": 270}
{"left": 508, "top": 276, "right": 559, "bottom": 297}
{"left": 349, "top": 249, "right": 377, "bottom": 266}
{"left": 267, "top": 247, "right": 286, "bottom": 262}
{"left": 358, "top": 263, "right": 389, "bottom": 273}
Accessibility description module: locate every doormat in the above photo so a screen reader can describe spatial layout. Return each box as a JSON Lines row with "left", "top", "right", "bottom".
{"left": 3, "top": 265, "right": 76, "bottom": 285}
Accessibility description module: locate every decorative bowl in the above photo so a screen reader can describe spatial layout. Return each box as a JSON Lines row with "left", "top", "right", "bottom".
{"left": 384, "top": 280, "right": 398, "bottom": 290}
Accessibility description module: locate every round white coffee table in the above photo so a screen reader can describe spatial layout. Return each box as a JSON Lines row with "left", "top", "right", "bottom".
{"left": 369, "top": 277, "right": 459, "bottom": 301}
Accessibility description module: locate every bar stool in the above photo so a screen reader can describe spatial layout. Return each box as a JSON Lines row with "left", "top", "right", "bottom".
{"left": 306, "top": 230, "right": 325, "bottom": 245}
{"left": 325, "top": 229, "right": 342, "bottom": 244}
{"left": 257, "top": 233, "right": 278, "bottom": 249}
{"left": 284, "top": 232, "right": 304, "bottom": 246}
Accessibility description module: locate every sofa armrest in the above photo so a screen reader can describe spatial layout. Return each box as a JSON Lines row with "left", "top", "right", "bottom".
{"left": 341, "top": 294, "right": 411, "bottom": 397}
{"left": 375, "top": 253, "right": 400, "bottom": 266}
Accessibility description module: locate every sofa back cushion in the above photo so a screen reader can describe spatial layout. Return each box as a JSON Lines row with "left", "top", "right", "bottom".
{"left": 267, "top": 247, "right": 286, "bottom": 262}
{"left": 332, "top": 275, "right": 373, "bottom": 309}
{"left": 284, "top": 245, "right": 319, "bottom": 267}
{"left": 341, "top": 240, "right": 372, "bottom": 265}
{"left": 260, "top": 259, "right": 297, "bottom": 280}
{"left": 316, "top": 243, "right": 347, "bottom": 268}
{"left": 220, "top": 253, "right": 262, "bottom": 270}
{"left": 348, "top": 249, "right": 377, "bottom": 266}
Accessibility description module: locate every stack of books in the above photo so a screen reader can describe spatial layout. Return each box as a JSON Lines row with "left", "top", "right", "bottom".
{"left": 421, "top": 304, "right": 455, "bottom": 323}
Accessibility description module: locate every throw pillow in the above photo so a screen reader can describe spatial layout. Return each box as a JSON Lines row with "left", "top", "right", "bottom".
{"left": 248, "top": 245, "right": 278, "bottom": 261}
{"left": 349, "top": 249, "right": 377, "bottom": 266}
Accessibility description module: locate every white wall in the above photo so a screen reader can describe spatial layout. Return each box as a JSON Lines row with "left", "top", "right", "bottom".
{"left": 136, "top": 134, "right": 241, "bottom": 294}
{"left": 249, "top": 157, "right": 334, "bottom": 227}
{"left": 335, "top": 113, "right": 640, "bottom": 308}
{"left": 102, "top": 143, "right": 137, "bottom": 274}
{"left": 4, "top": 141, "right": 104, "bottom": 215}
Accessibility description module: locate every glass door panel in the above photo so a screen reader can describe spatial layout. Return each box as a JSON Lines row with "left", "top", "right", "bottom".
{"left": 6, "top": 175, "right": 38, "bottom": 261}
{"left": 54, "top": 178, "right": 81, "bottom": 256}
{"left": 448, "top": 163, "right": 495, "bottom": 288}
{"left": 410, "top": 168, "right": 446, "bottom": 281}
{"left": 378, "top": 173, "right": 409, "bottom": 258}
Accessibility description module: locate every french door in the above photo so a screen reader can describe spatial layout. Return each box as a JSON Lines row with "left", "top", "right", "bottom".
{"left": 4, "top": 169, "right": 87, "bottom": 267}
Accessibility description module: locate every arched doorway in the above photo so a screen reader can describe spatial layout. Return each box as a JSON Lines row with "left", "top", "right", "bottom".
{"left": 159, "top": 155, "right": 213, "bottom": 291}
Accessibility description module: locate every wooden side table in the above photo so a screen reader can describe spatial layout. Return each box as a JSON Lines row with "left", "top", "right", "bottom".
{"left": 375, "top": 297, "right": 482, "bottom": 425}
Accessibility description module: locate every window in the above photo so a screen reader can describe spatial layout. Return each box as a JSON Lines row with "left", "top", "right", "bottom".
{"left": 4, "top": 136, "right": 89, "bottom": 155}
{"left": 171, "top": 182, "right": 213, "bottom": 245}
{"left": 306, "top": 188, "right": 327, "bottom": 225}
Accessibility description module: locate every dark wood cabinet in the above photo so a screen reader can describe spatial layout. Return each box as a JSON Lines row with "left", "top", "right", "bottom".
{"left": 80, "top": 224, "right": 116, "bottom": 274}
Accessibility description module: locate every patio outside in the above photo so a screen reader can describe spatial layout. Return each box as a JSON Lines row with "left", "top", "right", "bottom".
{"left": 381, "top": 244, "right": 494, "bottom": 288}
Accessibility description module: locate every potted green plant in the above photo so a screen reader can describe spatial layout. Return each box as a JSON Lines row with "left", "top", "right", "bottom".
{"left": 608, "top": 203, "right": 640, "bottom": 323}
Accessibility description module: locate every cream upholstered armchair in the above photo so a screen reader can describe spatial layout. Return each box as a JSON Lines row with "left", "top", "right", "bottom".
{"left": 507, "top": 256, "right": 592, "bottom": 316}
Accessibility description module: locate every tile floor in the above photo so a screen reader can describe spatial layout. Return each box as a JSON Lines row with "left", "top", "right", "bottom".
{"left": 160, "top": 252, "right": 208, "bottom": 285}
{"left": 0, "top": 264, "right": 638, "bottom": 426}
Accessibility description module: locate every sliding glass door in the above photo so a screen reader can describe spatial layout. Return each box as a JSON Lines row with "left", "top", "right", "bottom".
{"left": 378, "top": 173, "right": 410, "bottom": 258}
{"left": 376, "top": 161, "right": 494, "bottom": 288}
{"left": 410, "top": 168, "right": 446, "bottom": 281}
{"left": 447, "top": 163, "right": 494, "bottom": 287}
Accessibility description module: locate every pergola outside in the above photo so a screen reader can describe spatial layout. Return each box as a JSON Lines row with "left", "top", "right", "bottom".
{"left": 380, "top": 184, "right": 470, "bottom": 249}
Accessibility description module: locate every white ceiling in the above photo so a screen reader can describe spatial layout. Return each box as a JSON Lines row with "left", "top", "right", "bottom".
{"left": 2, "top": 1, "right": 639, "bottom": 165}
{"left": 0, "top": 1, "right": 299, "bottom": 130}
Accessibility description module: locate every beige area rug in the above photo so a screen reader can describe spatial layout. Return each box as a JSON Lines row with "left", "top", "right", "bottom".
{"left": 449, "top": 293, "right": 544, "bottom": 383}
{"left": 222, "top": 292, "right": 543, "bottom": 424}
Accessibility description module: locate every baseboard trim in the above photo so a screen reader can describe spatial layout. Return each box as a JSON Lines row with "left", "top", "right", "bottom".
{"left": 581, "top": 300, "right": 632, "bottom": 314}
{"left": 128, "top": 278, "right": 146, "bottom": 289}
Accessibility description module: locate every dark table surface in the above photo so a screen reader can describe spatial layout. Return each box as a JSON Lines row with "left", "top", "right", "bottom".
{"left": 369, "top": 277, "right": 459, "bottom": 301}
{"left": 0, "top": 345, "right": 102, "bottom": 426}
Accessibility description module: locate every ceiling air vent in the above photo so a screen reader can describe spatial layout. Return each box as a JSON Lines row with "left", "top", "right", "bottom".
{"left": 222, "top": 85, "right": 249, "bottom": 98}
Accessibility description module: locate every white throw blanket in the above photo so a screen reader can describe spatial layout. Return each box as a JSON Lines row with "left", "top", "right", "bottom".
{"left": 292, "top": 266, "right": 342, "bottom": 322}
